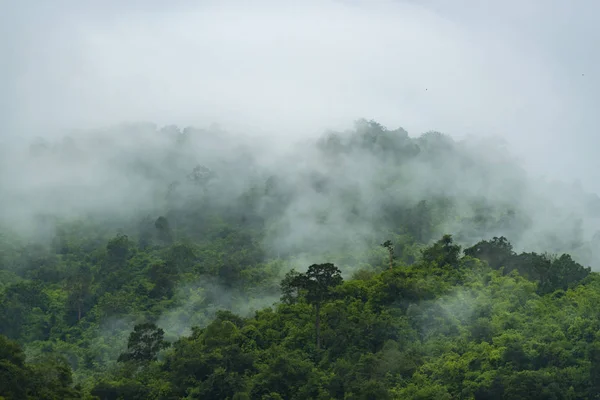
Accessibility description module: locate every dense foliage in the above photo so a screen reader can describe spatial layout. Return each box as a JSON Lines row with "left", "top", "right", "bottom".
{"left": 1, "top": 120, "right": 599, "bottom": 399}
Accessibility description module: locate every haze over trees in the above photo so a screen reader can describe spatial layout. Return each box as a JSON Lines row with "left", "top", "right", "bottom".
{"left": 2, "top": 120, "right": 600, "bottom": 399}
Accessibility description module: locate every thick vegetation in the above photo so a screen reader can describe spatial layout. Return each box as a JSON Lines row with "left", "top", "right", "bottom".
{"left": 1, "top": 120, "right": 600, "bottom": 399}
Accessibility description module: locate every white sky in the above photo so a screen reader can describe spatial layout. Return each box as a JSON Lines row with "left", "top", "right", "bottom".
{"left": 2, "top": 0, "right": 599, "bottom": 191}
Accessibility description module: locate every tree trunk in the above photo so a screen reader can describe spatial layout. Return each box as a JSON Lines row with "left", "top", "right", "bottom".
{"left": 315, "top": 303, "right": 321, "bottom": 350}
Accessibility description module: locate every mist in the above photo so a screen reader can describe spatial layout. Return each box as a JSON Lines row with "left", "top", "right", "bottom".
{"left": 3, "top": 0, "right": 600, "bottom": 183}
{"left": 1, "top": 0, "right": 600, "bottom": 264}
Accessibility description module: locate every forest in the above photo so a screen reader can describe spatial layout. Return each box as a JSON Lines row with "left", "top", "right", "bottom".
{"left": 2, "top": 119, "right": 600, "bottom": 399}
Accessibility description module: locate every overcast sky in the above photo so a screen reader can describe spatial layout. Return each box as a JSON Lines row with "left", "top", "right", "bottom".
{"left": 2, "top": 0, "right": 599, "bottom": 192}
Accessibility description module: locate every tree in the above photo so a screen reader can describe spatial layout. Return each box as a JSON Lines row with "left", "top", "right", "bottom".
{"left": 590, "top": 343, "right": 600, "bottom": 396}
{"left": 407, "top": 200, "right": 433, "bottom": 242}
{"left": 280, "top": 269, "right": 303, "bottom": 304}
{"left": 0, "top": 334, "right": 30, "bottom": 399}
{"left": 102, "top": 234, "right": 132, "bottom": 292}
{"left": 118, "top": 323, "right": 170, "bottom": 363}
{"left": 155, "top": 216, "right": 173, "bottom": 245}
{"left": 280, "top": 263, "right": 343, "bottom": 350}
{"left": 106, "top": 234, "right": 131, "bottom": 264}
{"left": 29, "top": 354, "right": 81, "bottom": 400}
{"left": 0, "top": 335, "right": 80, "bottom": 399}
{"left": 65, "top": 264, "right": 93, "bottom": 322}
{"left": 464, "top": 236, "right": 514, "bottom": 270}
{"left": 187, "top": 164, "right": 217, "bottom": 192}
{"left": 421, "top": 234, "right": 461, "bottom": 268}
{"left": 148, "top": 260, "right": 176, "bottom": 299}
{"left": 0, "top": 281, "right": 50, "bottom": 341}
{"left": 381, "top": 240, "right": 395, "bottom": 270}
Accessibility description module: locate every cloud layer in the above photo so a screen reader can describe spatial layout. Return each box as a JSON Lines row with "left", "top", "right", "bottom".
{"left": 3, "top": 1, "right": 599, "bottom": 189}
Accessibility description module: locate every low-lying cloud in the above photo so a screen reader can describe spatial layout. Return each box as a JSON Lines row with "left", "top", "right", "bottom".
{"left": 3, "top": 0, "right": 600, "bottom": 190}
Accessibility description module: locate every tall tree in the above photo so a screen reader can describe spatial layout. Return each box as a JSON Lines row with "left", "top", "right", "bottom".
{"left": 281, "top": 263, "right": 343, "bottom": 350}
{"left": 381, "top": 240, "right": 395, "bottom": 270}
{"left": 65, "top": 264, "right": 93, "bottom": 322}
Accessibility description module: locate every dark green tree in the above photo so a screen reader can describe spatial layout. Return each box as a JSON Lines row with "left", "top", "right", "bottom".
{"left": 421, "top": 234, "right": 461, "bottom": 268}
{"left": 464, "top": 236, "right": 515, "bottom": 270}
{"left": 102, "top": 234, "right": 132, "bottom": 292}
{"left": 29, "top": 354, "right": 81, "bottom": 400}
{"left": 381, "top": 240, "right": 395, "bottom": 270}
{"left": 106, "top": 234, "right": 130, "bottom": 264}
{"left": 65, "top": 263, "right": 93, "bottom": 322}
{"left": 281, "top": 263, "right": 343, "bottom": 350}
{"left": 118, "top": 323, "right": 170, "bottom": 363}
{"left": 0, "top": 334, "right": 30, "bottom": 399}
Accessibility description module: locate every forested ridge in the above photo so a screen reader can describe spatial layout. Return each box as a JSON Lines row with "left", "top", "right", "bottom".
{"left": 2, "top": 120, "right": 600, "bottom": 399}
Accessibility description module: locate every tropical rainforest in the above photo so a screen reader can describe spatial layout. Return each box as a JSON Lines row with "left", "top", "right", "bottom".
{"left": 2, "top": 120, "right": 600, "bottom": 399}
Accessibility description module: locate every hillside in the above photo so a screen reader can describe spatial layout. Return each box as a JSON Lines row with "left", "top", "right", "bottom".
{"left": 1, "top": 120, "right": 600, "bottom": 399}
